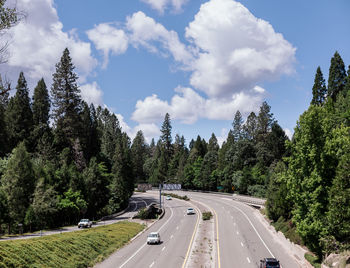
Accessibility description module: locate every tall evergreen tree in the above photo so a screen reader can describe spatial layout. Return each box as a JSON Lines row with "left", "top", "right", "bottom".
{"left": 131, "top": 130, "right": 147, "bottom": 183}
{"left": 328, "top": 51, "right": 346, "bottom": 101}
{"left": 5, "top": 72, "right": 33, "bottom": 150}
{"left": 257, "top": 101, "right": 274, "bottom": 136}
{"left": 243, "top": 112, "right": 257, "bottom": 140}
{"left": 32, "top": 78, "right": 51, "bottom": 152}
{"left": 311, "top": 67, "right": 327, "bottom": 105}
{"left": 159, "top": 113, "right": 173, "bottom": 181}
{"left": 51, "top": 48, "right": 82, "bottom": 150}
{"left": 0, "top": 85, "right": 8, "bottom": 155}
{"left": 232, "top": 110, "right": 243, "bottom": 142}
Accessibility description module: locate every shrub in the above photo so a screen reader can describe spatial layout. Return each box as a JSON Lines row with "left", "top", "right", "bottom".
{"left": 202, "top": 211, "right": 212, "bottom": 221}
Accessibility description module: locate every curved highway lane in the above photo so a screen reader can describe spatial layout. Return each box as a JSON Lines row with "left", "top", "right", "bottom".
{"left": 95, "top": 192, "right": 200, "bottom": 268}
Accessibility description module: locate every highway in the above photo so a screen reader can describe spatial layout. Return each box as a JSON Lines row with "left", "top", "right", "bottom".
{"left": 96, "top": 191, "right": 303, "bottom": 268}
{"left": 95, "top": 192, "right": 200, "bottom": 268}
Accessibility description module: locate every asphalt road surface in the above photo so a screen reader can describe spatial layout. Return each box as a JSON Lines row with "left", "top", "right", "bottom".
{"left": 95, "top": 192, "right": 199, "bottom": 268}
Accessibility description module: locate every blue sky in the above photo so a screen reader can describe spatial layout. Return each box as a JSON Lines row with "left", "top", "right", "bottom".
{"left": 2, "top": 0, "right": 350, "bottom": 145}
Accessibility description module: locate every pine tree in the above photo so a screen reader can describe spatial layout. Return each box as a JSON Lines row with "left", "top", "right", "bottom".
{"left": 5, "top": 72, "right": 33, "bottom": 150}
{"left": 131, "top": 130, "right": 147, "bottom": 183}
{"left": 51, "top": 48, "right": 82, "bottom": 150}
{"left": 328, "top": 51, "right": 346, "bottom": 101}
{"left": 0, "top": 88, "right": 8, "bottom": 156}
{"left": 243, "top": 112, "right": 257, "bottom": 140}
{"left": 257, "top": 101, "right": 274, "bottom": 136}
{"left": 311, "top": 67, "right": 327, "bottom": 105}
{"left": 232, "top": 110, "right": 243, "bottom": 142}
{"left": 159, "top": 113, "right": 173, "bottom": 181}
{"left": 32, "top": 78, "right": 51, "bottom": 152}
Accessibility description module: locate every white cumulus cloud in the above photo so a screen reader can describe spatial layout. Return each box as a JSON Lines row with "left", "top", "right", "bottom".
{"left": 86, "top": 23, "right": 128, "bottom": 68}
{"left": 185, "top": 0, "right": 296, "bottom": 99}
{"left": 80, "top": 82, "right": 104, "bottom": 106}
{"left": 0, "top": 0, "right": 97, "bottom": 90}
{"left": 141, "top": 0, "right": 189, "bottom": 14}
{"left": 126, "top": 11, "right": 193, "bottom": 66}
{"left": 131, "top": 86, "right": 265, "bottom": 124}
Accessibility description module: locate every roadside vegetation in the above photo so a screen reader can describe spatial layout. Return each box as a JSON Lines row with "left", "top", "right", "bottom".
{"left": 202, "top": 211, "right": 212, "bottom": 221}
{"left": 0, "top": 221, "right": 144, "bottom": 268}
{"left": 266, "top": 52, "right": 350, "bottom": 260}
{"left": 162, "top": 192, "right": 190, "bottom": 201}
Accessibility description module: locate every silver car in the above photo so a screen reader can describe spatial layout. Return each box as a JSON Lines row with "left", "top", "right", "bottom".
{"left": 78, "top": 219, "right": 92, "bottom": 228}
{"left": 147, "top": 232, "right": 161, "bottom": 244}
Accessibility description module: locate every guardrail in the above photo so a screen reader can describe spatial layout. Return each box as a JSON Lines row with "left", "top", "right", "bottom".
{"left": 231, "top": 194, "right": 266, "bottom": 208}
{"left": 160, "top": 188, "right": 266, "bottom": 208}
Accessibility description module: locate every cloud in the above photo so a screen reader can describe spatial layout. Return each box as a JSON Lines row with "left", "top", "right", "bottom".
{"left": 126, "top": 11, "right": 193, "bottom": 66}
{"left": 80, "top": 82, "right": 104, "bottom": 106}
{"left": 185, "top": 0, "right": 296, "bottom": 99}
{"left": 140, "top": 0, "right": 189, "bottom": 14}
{"left": 284, "top": 128, "right": 293, "bottom": 140}
{"left": 131, "top": 86, "right": 265, "bottom": 124}
{"left": 1, "top": 0, "right": 97, "bottom": 88}
{"left": 115, "top": 112, "right": 160, "bottom": 143}
{"left": 86, "top": 23, "right": 128, "bottom": 68}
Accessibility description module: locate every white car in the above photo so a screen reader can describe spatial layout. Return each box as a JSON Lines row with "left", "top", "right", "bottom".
{"left": 166, "top": 195, "right": 172, "bottom": 200}
{"left": 78, "top": 219, "right": 92, "bottom": 228}
{"left": 147, "top": 232, "right": 161, "bottom": 244}
{"left": 186, "top": 208, "right": 195, "bottom": 215}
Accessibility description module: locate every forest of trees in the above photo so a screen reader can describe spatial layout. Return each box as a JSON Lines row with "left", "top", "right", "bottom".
{"left": 0, "top": 49, "right": 134, "bottom": 233}
{"left": 266, "top": 51, "right": 350, "bottom": 257}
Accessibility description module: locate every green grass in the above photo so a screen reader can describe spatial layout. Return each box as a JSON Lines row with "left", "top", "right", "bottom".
{"left": 305, "top": 252, "right": 321, "bottom": 268}
{"left": 0, "top": 221, "right": 144, "bottom": 268}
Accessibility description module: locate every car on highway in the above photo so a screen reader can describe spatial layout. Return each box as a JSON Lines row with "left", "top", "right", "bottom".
{"left": 78, "top": 219, "right": 92, "bottom": 228}
{"left": 147, "top": 232, "right": 161, "bottom": 244}
{"left": 260, "top": 258, "right": 280, "bottom": 268}
{"left": 186, "top": 208, "right": 195, "bottom": 215}
{"left": 166, "top": 195, "right": 172, "bottom": 200}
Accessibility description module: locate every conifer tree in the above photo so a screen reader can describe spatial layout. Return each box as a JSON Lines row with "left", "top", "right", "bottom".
{"left": 131, "top": 130, "right": 147, "bottom": 183}
{"left": 51, "top": 48, "right": 82, "bottom": 150}
{"left": 232, "top": 110, "right": 243, "bottom": 142}
{"left": 159, "top": 113, "right": 173, "bottom": 180}
{"left": 311, "top": 67, "right": 327, "bottom": 105}
{"left": 32, "top": 78, "right": 51, "bottom": 152}
{"left": 5, "top": 72, "right": 33, "bottom": 150}
{"left": 243, "top": 112, "right": 257, "bottom": 140}
{"left": 328, "top": 51, "right": 346, "bottom": 101}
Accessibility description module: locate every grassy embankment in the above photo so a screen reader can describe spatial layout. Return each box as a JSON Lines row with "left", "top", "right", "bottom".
{"left": 0, "top": 221, "right": 144, "bottom": 268}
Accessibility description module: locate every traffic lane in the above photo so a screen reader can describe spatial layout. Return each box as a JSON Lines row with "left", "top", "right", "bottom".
{"left": 225, "top": 199, "right": 299, "bottom": 268}
{"left": 95, "top": 196, "right": 197, "bottom": 268}
{"left": 144, "top": 198, "right": 199, "bottom": 268}
{"left": 187, "top": 192, "right": 300, "bottom": 268}
{"left": 187, "top": 193, "right": 256, "bottom": 268}
{"left": 117, "top": 197, "right": 197, "bottom": 268}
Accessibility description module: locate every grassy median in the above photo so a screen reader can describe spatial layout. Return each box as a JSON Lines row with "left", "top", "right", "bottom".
{"left": 0, "top": 221, "right": 144, "bottom": 268}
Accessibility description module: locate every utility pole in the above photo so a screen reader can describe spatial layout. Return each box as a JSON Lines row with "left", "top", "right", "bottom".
{"left": 159, "top": 183, "right": 162, "bottom": 209}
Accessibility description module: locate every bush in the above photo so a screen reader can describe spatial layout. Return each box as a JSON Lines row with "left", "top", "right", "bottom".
{"left": 272, "top": 216, "right": 303, "bottom": 245}
{"left": 305, "top": 252, "right": 321, "bottom": 268}
{"left": 202, "top": 211, "right": 212, "bottom": 221}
